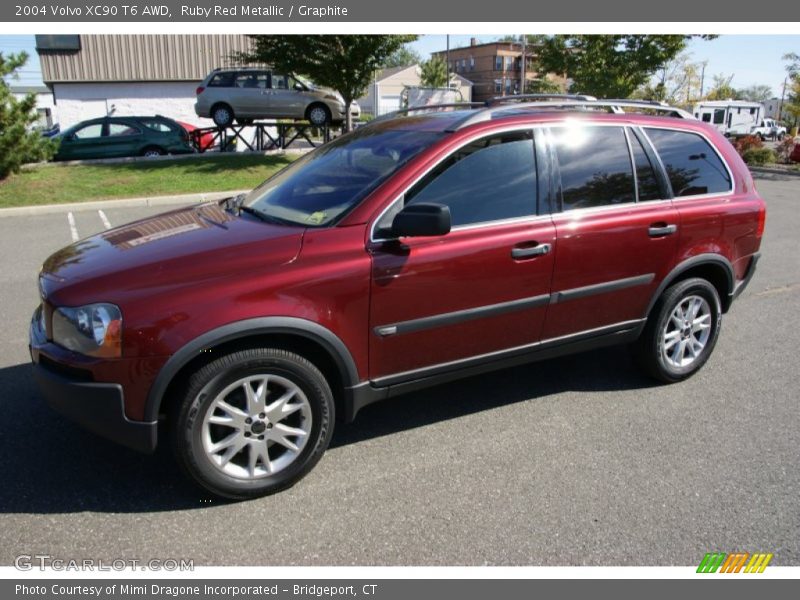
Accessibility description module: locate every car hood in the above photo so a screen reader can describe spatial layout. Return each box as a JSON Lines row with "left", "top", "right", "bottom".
{"left": 40, "top": 202, "right": 305, "bottom": 306}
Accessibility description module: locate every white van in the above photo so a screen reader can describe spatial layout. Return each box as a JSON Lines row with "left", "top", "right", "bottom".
{"left": 692, "top": 101, "right": 764, "bottom": 137}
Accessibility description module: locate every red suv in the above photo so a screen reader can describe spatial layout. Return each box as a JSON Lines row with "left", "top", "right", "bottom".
{"left": 30, "top": 99, "right": 765, "bottom": 499}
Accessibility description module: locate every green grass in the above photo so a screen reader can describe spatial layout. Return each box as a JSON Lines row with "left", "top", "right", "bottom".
{"left": 0, "top": 153, "right": 297, "bottom": 208}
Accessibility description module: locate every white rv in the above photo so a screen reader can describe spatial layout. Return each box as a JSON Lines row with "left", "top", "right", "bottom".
{"left": 692, "top": 101, "right": 765, "bottom": 137}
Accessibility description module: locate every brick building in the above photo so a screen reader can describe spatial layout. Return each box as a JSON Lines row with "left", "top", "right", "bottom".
{"left": 432, "top": 38, "right": 565, "bottom": 102}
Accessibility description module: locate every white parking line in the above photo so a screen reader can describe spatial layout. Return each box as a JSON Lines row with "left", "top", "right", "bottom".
{"left": 67, "top": 212, "right": 79, "bottom": 242}
{"left": 98, "top": 210, "right": 112, "bottom": 230}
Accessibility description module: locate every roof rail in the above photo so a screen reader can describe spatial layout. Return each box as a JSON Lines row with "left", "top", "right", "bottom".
{"left": 447, "top": 99, "right": 695, "bottom": 130}
{"left": 486, "top": 93, "right": 597, "bottom": 105}
{"left": 368, "top": 102, "right": 486, "bottom": 124}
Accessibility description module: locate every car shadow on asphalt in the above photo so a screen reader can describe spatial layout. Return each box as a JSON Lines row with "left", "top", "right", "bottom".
{"left": 0, "top": 347, "right": 656, "bottom": 514}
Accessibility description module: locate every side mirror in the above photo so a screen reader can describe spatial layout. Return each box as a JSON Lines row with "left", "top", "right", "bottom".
{"left": 391, "top": 203, "right": 451, "bottom": 238}
{"left": 293, "top": 82, "right": 304, "bottom": 91}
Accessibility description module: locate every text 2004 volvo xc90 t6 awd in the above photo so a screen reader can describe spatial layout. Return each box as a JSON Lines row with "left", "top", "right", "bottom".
{"left": 30, "top": 99, "right": 765, "bottom": 499}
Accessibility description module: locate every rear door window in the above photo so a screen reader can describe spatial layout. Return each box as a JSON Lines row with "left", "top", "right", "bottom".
{"left": 644, "top": 128, "right": 732, "bottom": 197}
{"left": 551, "top": 125, "right": 635, "bottom": 210}
{"left": 234, "top": 72, "right": 268, "bottom": 89}
{"left": 628, "top": 130, "right": 662, "bottom": 202}
{"left": 108, "top": 122, "right": 141, "bottom": 137}
{"left": 140, "top": 119, "right": 177, "bottom": 133}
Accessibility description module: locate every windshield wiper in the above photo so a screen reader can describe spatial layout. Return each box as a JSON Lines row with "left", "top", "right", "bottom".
{"left": 237, "top": 205, "right": 294, "bottom": 226}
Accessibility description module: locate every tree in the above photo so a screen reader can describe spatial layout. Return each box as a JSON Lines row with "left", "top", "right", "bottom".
{"left": 784, "top": 52, "right": 800, "bottom": 79}
{"left": 780, "top": 53, "right": 800, "bottom": 126}
{"left": 420, "top": 57, "right": 448, "bottom": 88}
{"left": 635, "top": 53, "right": 704, "bottom": 104}
{"left": 705, "top": 73, "right": 739, "bottom": 101}
{"left": 524, "top": 78, "right": 563, "bottom": 94}
{"left": 239, "top": 35, "right": 418, "bottom": 131}
{"left": 783, "top": 77, "right": 800, "bottom": 128}
{"left": 536, "top": 35, "right": 702, "bottom": 98}
{"left": 0, "top": 52, "right": 56, "bottom": 180}
{"left": 381, "top": 45, "right": 421, "bottom": 69}
{"left": 738, "top": 84, "right": 773, "bottom": 103}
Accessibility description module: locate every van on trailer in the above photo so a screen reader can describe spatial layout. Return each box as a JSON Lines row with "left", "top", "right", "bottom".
{"left": 692, "top": 100, "right": 765, "bottom": 137}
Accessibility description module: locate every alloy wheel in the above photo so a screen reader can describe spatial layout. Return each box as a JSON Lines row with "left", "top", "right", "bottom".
{"left": 661, "top": 295, "right": 712, "bottom": 368}
{"left": 201, "top": 374, "right": 312, "bottom": 479}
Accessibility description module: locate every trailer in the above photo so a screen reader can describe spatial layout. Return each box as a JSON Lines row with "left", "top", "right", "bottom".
{"left": 692, "top": 100, "right": 765, "bottom": 137}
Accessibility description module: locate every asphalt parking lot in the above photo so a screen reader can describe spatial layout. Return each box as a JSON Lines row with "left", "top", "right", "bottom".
{"left": 1, "top": 174, "right": 798, "bottom": 566}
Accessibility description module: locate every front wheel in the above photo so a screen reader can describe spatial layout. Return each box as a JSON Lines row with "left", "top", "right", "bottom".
{"left": 632, "top": 278, "right": 722, "bottom": 383}
{"left": 171, "top": 348, "right": 335, "bottom": 500}
{"left": 306, "top": 104, "right": 331, "bottom": 127}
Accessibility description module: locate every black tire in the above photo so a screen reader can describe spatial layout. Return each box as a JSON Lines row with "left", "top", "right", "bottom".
{"left": 306, "top": 103, "right": 331, "bottom": 127}
{"left": 141, "top": 146, "right": 165, "bottom": 157}
{"left": 211, "top": 103, "right": 234, "bottom": 127}
{"left": 171, "top": 348, "right": 335, "bottom": 500}
{"left": 631, "top": 277, "right": 722, "bottom": 383}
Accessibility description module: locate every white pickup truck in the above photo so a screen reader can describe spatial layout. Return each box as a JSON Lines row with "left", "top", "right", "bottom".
{"left": 751, "top": 118, "right": 787, "bottom": 140}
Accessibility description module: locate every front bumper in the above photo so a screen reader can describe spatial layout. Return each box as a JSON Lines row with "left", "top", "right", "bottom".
{"left": 29, "top": 310, "right": 157, "bottom": 454}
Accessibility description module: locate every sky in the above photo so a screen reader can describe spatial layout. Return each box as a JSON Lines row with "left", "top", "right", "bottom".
{"left": 2, "top": 34, "right": 798, "bottom": 97}
{"left": 410, "top": 35, "right": 798, "bottom": 98}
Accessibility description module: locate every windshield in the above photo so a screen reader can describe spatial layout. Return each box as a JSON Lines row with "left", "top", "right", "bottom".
{"left": 244, "top": 127, "right": 443, "bottom": 227}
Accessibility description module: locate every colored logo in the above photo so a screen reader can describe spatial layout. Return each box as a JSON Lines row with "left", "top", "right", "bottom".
{"left": 697, "top": 552, "right": 773, "bottom": 573}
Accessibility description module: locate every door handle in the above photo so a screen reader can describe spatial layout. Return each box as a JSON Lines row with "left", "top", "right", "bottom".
{"left": 648, "top": 224, "right": 677, "bottom": 237}
{"left": 511, "top": 243, "right": 551, "bottom": 259}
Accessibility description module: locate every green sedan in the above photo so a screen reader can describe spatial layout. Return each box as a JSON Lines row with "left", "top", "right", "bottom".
{"left": 54, "top": 115, "right": 195, "bottom": 161}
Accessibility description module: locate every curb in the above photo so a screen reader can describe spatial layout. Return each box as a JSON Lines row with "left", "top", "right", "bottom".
{"left": 750, "top": 167, "right": 800, "bottom": 178}
{"left": 0, "top": 190, "right": 250, "bottom": 218}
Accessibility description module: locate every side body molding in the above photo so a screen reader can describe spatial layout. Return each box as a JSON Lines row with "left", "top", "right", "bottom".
{"left": 144, "top": 317, "right": 361, "bottom": 423}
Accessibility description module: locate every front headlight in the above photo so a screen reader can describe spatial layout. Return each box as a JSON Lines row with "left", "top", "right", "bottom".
{"left": 52, "top": 303, "right": 122, "bottom": 358}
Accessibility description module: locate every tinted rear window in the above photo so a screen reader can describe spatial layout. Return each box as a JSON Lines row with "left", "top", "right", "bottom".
{"left": 208, "top": 72, "right": 235, "bottom": 87}
{"left": 646, "top": 128, "right": 731, "bottom": 197}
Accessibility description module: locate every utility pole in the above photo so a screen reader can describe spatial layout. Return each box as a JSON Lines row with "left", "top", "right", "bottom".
{"left": 446, "top": 35, "right": 450, "bottom": 88}
{"left": 778, "top": 76, "right": 787, "bottom": 121}
{"left": 699, "top": 61, "right": 707, "bottom": 99}
{"left": 520, "top": 34, "right": 526, "bottom": 95}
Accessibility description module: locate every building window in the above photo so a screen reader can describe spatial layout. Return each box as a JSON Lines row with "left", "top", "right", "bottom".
{"left": 494, "top": 80, "right": 502, "bottom": 93}
{"left": 505, "top": 78, "right": 512, "bottom": 94}
{"left": 470, "top": 57, "right": 475, "bottom": 71}
{"left": 495, "top": 56, "right": 503, "bottom": 70}
{"left": 505, "top": 56, "right": 514, "bottom": 70}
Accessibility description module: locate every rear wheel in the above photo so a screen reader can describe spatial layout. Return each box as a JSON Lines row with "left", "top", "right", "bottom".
{"left": 632, "top": 278, "right": 722, "bottom": 383}
{"left": 141, "top": 146, "right": 165, "bottom": 158}
{"left": 211, "top": 103, "right": 234, "bottom": 127}
{"left": 171, "top": 348, "right": 335, "bottom": 500}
